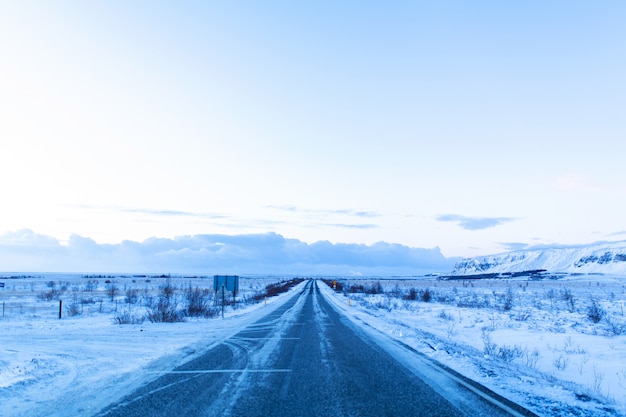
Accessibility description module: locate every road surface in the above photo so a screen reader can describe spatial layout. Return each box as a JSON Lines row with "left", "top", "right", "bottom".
{"left": 95, "top": 280, "right": 536, "bottom": 417}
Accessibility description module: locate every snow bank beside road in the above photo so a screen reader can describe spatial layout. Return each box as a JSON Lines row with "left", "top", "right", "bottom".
{"left": 0, "top": 279, "right": 307, "bottom": 417}
{"left": 318, "top": 277, "right": 626, "bottom": 417}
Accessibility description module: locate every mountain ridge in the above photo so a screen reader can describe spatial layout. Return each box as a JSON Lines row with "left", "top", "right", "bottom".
{"left": 451, "top": 240, "right": 626, "bottom": 276}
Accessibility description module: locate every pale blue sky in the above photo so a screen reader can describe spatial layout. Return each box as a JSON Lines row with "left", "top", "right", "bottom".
{"left": 1, "top": 1, "right": 625, "bottom": 261}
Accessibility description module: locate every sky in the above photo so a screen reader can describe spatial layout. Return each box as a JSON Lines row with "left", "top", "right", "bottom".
{"left": 1, "top": 1, "right": 625, "bottom": 272}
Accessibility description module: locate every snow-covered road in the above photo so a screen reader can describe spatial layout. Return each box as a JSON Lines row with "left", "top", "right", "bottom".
{"left": 93, "top": 280, "right": 534, "bottom": 417}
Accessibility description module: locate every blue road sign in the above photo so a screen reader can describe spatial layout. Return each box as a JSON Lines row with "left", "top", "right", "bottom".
{"left": 213, "top": 275, "right": 239, "bottom": 292}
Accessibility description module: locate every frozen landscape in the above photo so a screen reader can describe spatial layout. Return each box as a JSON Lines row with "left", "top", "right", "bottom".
{"left": 324, "top": 274, "right": 626, "bottom": 416}
{"left": 1, "top": 245, "right": 626, "bottom": 416}
{"left": 3, "top": 2, "right": 625, "bottom": 415}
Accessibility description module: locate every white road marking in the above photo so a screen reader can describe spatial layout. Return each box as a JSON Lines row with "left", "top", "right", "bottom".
{"left": 154, "top": 369, "right": 292, "bottom": 374}
{"left": 232, "top": 337, "right": 301, "bottom": 340}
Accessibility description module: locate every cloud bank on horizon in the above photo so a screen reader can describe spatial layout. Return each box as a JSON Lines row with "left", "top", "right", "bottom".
{"left": 0, "top": 229, "right": 456, "bottom": 275}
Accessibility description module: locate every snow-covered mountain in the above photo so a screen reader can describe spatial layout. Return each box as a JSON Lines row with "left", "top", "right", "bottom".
{"left": 451, "top": 241, "right": 626, "bottom": 276}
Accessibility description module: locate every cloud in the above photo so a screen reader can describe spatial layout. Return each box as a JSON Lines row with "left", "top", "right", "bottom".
{"left": 326, "top": 224, "right": 378, "bottom": 229}
{"left": 0, "top": 230, "right": 455, "bottom": 274}
{"left": 0, "top": 229, "right": 61, "bottom": 248}
{"left": 85, "top": 204, "right": 383, "bottom": 231}
{"left": 77, "top": 205, "right": 382, "bottom": 233}
{"left": 264, "top": 205, "right": 381, "bottom": 230}
{"left": 119, "top": 207, "right": 229, "bottom": 219}
{"left": 268, "top": 205, "right": 380, "bottom": 218}
{"left": 436, "top": 214, "right": 516, "bottom": 230}
{"left": 331, "top": 209, "right": 379, "bottom": 218}
{"left": 268, "top": 205, "right": 298, "bottom": 212}
{"left": 500, "top": 242, "right": 530, "bottom": 251}
{"left": 74, "top": 204, "right": 231, "bottom": 220}
{"left": 555, "top": 174, "right": 626, "bottom": 196}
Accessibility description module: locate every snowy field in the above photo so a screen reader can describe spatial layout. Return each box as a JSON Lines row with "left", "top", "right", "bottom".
{"left": 321, "top": 275, "right": 626, "bottom": 417}
{"left": 0, "top": 274, "right": 305, "bottom": 417}
{"left": 1, "top": 274, "right": 625, "bottom": 416}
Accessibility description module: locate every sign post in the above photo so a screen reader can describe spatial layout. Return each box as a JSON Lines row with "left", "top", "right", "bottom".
{"left": 213, "top": 275, "right": 239, "bottom": 319}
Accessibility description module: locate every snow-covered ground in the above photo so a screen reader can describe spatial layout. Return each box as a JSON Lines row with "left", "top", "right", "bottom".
{"left": 1, "top": 274, "right": 625, "bottom": 416}
{"left": 321, "top": 276, "right": 626, "bottom": 417}
{"left": 0, "top": 274, "right": 307, "bottom": 417}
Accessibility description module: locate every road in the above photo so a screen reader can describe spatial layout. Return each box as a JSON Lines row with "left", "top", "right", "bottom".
{"left": 95, "top": 280, "right": 536, "bottom": 417}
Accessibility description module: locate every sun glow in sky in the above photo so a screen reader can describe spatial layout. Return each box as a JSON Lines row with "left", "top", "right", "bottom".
{"left": 1, "top": 1, "right": 625, "bottom": 259}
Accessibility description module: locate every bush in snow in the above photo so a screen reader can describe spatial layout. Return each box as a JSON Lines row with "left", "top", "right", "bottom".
{"left": 366, "top": 281, "right": 384, "bottom": 295}
{"left": 160, "top": 279, "right": 176, "bottom": 299}
{"left": 587, "top": 298, "right": 605, "bottom": 324}
{"left": 65, "top": 294, "right": 81, "bottom": 317}
{"left": 561, "top": 287, "right": 576, "bottom": 313}
{"left": 85, "top": 280, "right": 98, "bottom": 292}
{"left": 403, "top": 287, "right": 418, "bottom": 301}
{"left": 184, "top": 285, "right": 217, "bottom": 317}
{"left": 125, "top": 288, "right": 139, "bottom": 304}
{"left": 113, "top": 311, "right": 144, "bottom": 325}
{"left": 38, "top": 289, "right": 61, "bottom": 301}
{"left": 145, "top": 296, "right": 184, "bottom": 323}
{"left": 524, "top": 348, "right": 541, "bottom": 369}
{"left": 497, "top": 344, "right": 524, "bottom": 363}
{"left": 402, "top": 287, "right": 434, "bottom": 302}
{"left": 481, "top": 331, "right": 498, "bottom": 356}
{"left": 604, "top": 314, "right": 626, "bottom": 336}
{"left": 553, "top": 354, "right": 570, "bottom": 371}
{"left": 254, "top": 278, "right": 305, "bottom": 300}
{"left": 457, "top": 291, "right": 490, "bottom": 309}
{"left": 502, "top": 286, "right": 514, "bottom": 311}
{"left": 437, "top": 310, "right": 454, "bottom": 321}
{"left": 105, "top": 281, "right": 119, "bottom": 302}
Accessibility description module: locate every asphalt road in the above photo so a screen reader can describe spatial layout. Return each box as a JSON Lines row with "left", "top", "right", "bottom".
{"left": 95, "top": 280, "right": 536, "bottom": 417}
